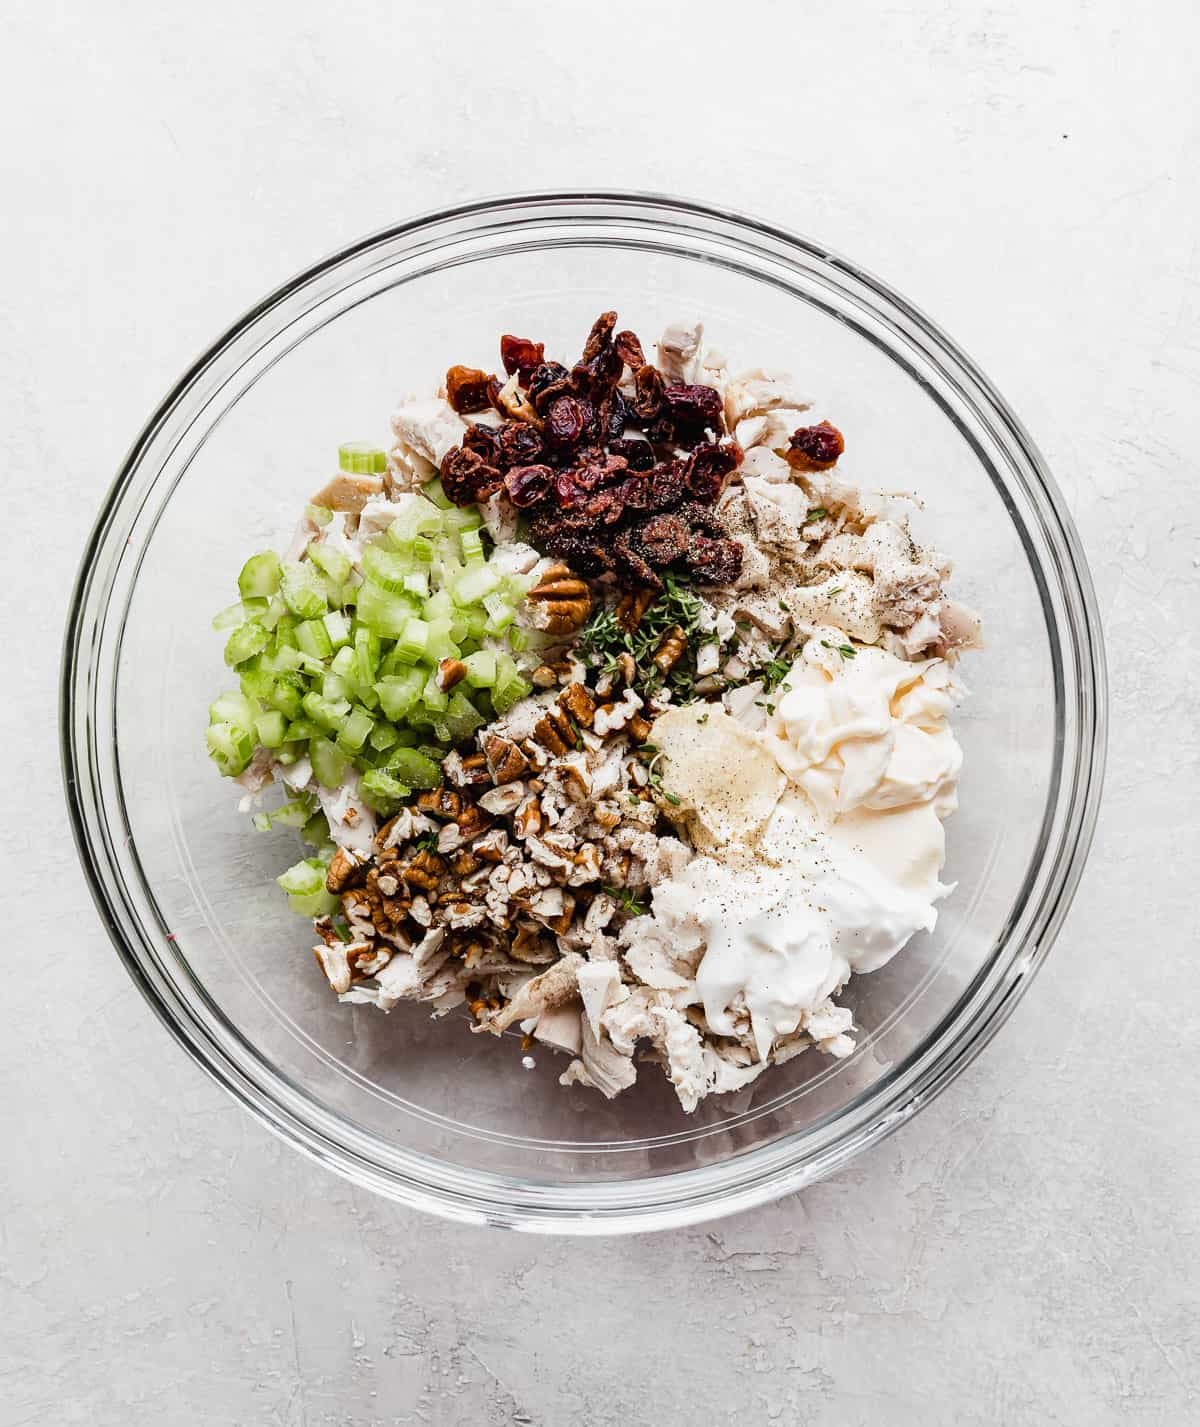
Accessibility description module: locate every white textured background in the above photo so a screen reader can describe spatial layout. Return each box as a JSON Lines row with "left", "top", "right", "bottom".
{"left": 3, "top": 3, "right": 1198, "bottom": 1424}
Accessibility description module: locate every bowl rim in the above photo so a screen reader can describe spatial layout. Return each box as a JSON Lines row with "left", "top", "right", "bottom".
{"left": 60, "top": 189, "right": 1107, "bottom": 1234}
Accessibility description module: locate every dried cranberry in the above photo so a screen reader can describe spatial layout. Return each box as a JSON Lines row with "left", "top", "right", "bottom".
{"left": 687, "top": 534, "right": 743, "bottom": 585}
{"left": 685, "top": 441, "right": 742, "bottom": 503}
{"left": 645, "top": 460, "right": 687, "bottom": 511}
{"left": 617, "top": 474, "right": 654, "bottom": 512}
{"left": 573, "top": 451, "right": 628, "bottom": 492}
{"left": 662, "top": 383, "right": 726, "bottom": 438}
{"left": 504, "top": 464, "right": 555, "bottom": 508}
{"left": 528, "top": 361, "right": 571, "bottom": 413}
{"left": 786, "top": 421, "right": 845, "bottom": 471}
{"left": 544, "top": 394, "right": 588, "bottom": 449}
{"left": 677, "top": 502, "right": 728, "bottom": 539}
{"left": 445, "top": 365, "right": 494, "bottom": 414}
{"left": 497, "top": 421, "right": 545, "bottom": 468}
{"left": 644, "top": 415, "right": 675, "bottom": 444}
{"left": 440, "top": 446, "right": 502, "bottom": 505}
{"left": 614, "top": 329, "right": 646, "bottom": 369}
{"left": 609, "top": 435, "right": 655, "bottom": 471}
{"left": 581, "top": 310, "right": 617, "bottom": 363}
{"left": 629, "top": 364, "right": 665, "bottom": 422}
{"left": 462, "top": 422, "right": 502, "bottom": 464}
{"left": 499, "top": 335, "right": 545, "bottom": 383}
{"left": 635, "top": 513, "right": 691, "bottom": 566}
{"left": 554, "top": 471, "right": 589, "bottom": 509}
{"left": 602, "top": 389, "right": 630, "bottom": 441}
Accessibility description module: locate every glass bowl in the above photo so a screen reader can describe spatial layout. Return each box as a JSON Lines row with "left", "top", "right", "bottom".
{"left": 61, "top": 193, "right": 1106, "bottom": 1234}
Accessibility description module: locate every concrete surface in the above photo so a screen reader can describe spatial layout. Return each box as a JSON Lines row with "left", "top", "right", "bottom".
{"left": 3, "top": 2, "right": 1198, "bottom": 1423}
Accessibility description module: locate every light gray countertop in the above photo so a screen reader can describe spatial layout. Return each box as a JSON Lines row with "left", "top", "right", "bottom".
{"left": 3, "top": 3, "right": 1197, "bottom": 1423}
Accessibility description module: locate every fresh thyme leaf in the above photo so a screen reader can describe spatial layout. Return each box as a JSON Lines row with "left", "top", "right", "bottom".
{"left": 602, "top": 884, "right": 646, "bottom": 917}
{"left": 828, "top": 586, "right": 843, "bottom": 596}
{"left": 821, "top": 639, "right": 857, "bottom": 660}
{"left": 804, "top": 507, "right": 829, "bottom": 524}
{"left": 413, "top": 831, "right": 439, "bottom": 853}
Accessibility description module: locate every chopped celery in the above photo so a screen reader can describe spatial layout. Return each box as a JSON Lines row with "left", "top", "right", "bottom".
{"left": 411, "top": 535, "right": 434, "bottom": 563}
{"left": 321, "top": 671, "right": 352, "bottom": 704}
{"left": 507, "top": 626, "right": 529, "bottom": 653}
{"left": 355, "top": 581, "right": 418, "bottom": 638}
{"left": 362, "top": 543, "right": 414, "bottom": 594}
{"left": 305, "top": 503, "right": 333, "bottom": 526}
{"left": 301, "top": 811, "right": 330, "bottom": 847}
{"left": 288, "top": 887, "right": 338, "bottom": 917}
{"left": 308, "top": 542, "right": 351, "bottom": 585}
{"left": 421, "top": 477, "right": 453, "bottom": 510}
{"left": 353, "top": 627, "right": 380, "bottom": 685}
{"left": 283, "top": 718, "right": 323, "bottom": 741}
{"left": 224, "top": 620, "right": 269, "bottom": 667}
{"left": 374, "top": 669, "right": 425, "bottom": 721}
{"left": 402, "top": 571, "right": 429, "bottom": 600}
{"left": 459, "top": 528, "right": 485, "bottom": 566}
{"left": 268, "top": 797, "right": 314, "bottom": 828}
{"left": 423, "top": 589, "right": 455, "bottom": 622}
{"left": 259, "top": 595, "right": 288, "bottom": 631}
{"left": 275, "top": 745, "right": 301, "bottom": 766}
{"left": 295, "top": 618, "right": 333, "bottom": 660}
{"left": 206, "top": 721, "right": 254, "bottom": 776}
{"left": 358, "top": 769, "right": 412, "bottom": 813}
{"left": 238, "top": 551, "right": 282, "bottom": 599}
{"left": 323, "top": 610, "right": 351, "bottom": 649}
{"left": 309, "top": 736, "right": 350, "bottom": 789}
{"left": 255, "top": 710, "right": 288, "bottom": 748}
{"left": 483, "top": 596, "right": 515, "bottom": 635}
{"left": 329, "top": 645, "right": 357, "bottom": 681}
{"left": 385, "top": 747, "right": 442, "bottom": 789}
{"left": 280, "top": 562, "right": 328, "bottom": 619}
{"left": 455, "top": 565, "right": 501, "bottom": 605}
{"left": 237, "top": 656, "right": 275, "bottom": 701}
{"left": 421, "top": 667, "right": 449, "bottom": 713}
{"left": 337, "top": 581, "right": 358, "bottom": 607}
{"left": 212, "top": 600, "right": 257, "bottom": 632}
{"left": 278, "top": 859, "right": 326, "bottom": 896}
{"left": 442, "top": 690, "right": 485, "bottom": 742}
{"left": 267, "top": 679, "right": 303, "bottom": 720}
{"left": 462, "top": 649, "right": 497, "bottom": 688}
{"left": 425, "top": 617, "right": 459, "bottom": 663}
{"left": 337, "top": 706, "right": 375, "bottom": 754}
{"left": 492, "top": 655, "right": 532, "bottom": 714}
{"left": 443, "top": 506, "right": 483, "bottom": 534}
{"left": 368, "top": 722, "right": 400, "bottom": 751}
{"left": 338, "top": 442, "right": 387, "bottom": 474}
{"left": 302, "top": 691, "right": 349, "bottom": 732}
{"left": 387, "top": 501, "right": 443, "bottom": 549}
{"left": 393, "top": 617, "right": 430, "bottom": 664}
{"left": 252, "top": 812, "right": 272, "bottom": 832}
{"left": 209, "top": 690, "right": 257, "bottom": 732}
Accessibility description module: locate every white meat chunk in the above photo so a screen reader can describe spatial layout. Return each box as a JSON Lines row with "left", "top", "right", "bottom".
{"left": 390, "top": 397, "right": 467, "bottom": 469}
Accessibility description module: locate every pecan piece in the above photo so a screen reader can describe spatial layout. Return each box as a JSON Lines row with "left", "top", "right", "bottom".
{"left": 325, "top": 847, "right": 367, "bottom": 895}
{"left": 455, "top": 804, "right": 494, "bottom": 843}
{"left": 628, "top": 713, "right": 654, "bottom": 744}
{"left": 416, "top": 786, "right": 465, "bottom": 822}
{"left": 616, "top": 586, "right": 656, "bottom": 634}
{"left": 653, "top": 625, "right": 688, "bottom": 673}
{"left": 444, "top": 750, "right": 490, "bottom": 787}
{"left": 525, "top": 563, "right": 592, "bottom": 636}
{"left": 533, "top": 708, "right": 575, "bottom": 757}
{"left": 557, "top": 681, "right": 596, "bottom": 729}
{"left": 530, "top": 664, "right": 558, "bottom": 689}
{"left": 483, "top": 734, "right": 530, "bottom": 785}
{"left": 401, "top": 848, "right": 445, "bottom": 894}
{"left": 436, "top": 657, "right": 467, "bottom": 691}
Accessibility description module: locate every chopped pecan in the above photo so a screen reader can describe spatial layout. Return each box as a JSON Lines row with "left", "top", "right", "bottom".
{"left": 325, "top": 847, "right": 367, "bottom": 894}
{"left": 479, "top": 782, "right": 526, "bottom": 816}
{"left": 455, "top": 804, "right": 494, "bottom": 842}
{"left": 616, "top": 586, "right": 656, "bottom": 634}
{"left": 472, "top": 827, "right": 509, "bottom": 863}
{"left": 436, "top": 657, "right": 467, "bottom": 692}
{"left": 444, "top": 750, "right": 490, "bottom": 787}
{"left": 652, "top": 625, "right": 688, "bottom": 673}
{"left": 513, "top": 796, "right": 544, "bottom": 840}
{"left": 628, "top": 713, "right": 654, "bottom": 744}
{"left": 533, "top": 706, "right": 577, "bottom": 757}
{"left": 525, "top": 563, "right": 592, "bottom": 636}
{"left": 616, "top": 651, "right": 637, "bottom": 685}
{"left": 557, "top": 681, "right": 596, "bottom": 728}
{"left": 530, "top": 663, "right": 558, "bottom": 689}
{"left": 451, "top": 850, "right": 482, "bottom": 878}
{"left": 417, "top": 786, "right": 465, "bottom": 822}
{"left": 401, "top": 848, "right": 445, "bottom": 894}
{"left": 483, "top": 733, "right": 530, "bottom": 785}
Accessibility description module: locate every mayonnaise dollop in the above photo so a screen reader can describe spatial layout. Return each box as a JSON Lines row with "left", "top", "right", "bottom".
{"left": 647, "top": 632, "right": 962, "bottom": 1061}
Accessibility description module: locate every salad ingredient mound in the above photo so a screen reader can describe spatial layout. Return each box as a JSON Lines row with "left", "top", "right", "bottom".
{"left": 206, "top": 312, "right": 981, "bottom": 1110}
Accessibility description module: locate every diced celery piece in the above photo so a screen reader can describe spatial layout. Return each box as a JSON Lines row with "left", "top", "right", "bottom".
{"left": 384, "top": 747, "right": 442, "bottom": 790}
{"left": 483, "top": 595, "right": 515, "bottom": 635}
{"left": 329, "top": 645, "right": 357, "bottom": 681}
{"left": 338, "top": 442, "right": 387, "bottom": 474}
{"left": 362, "top": 543, "right": 413, "bottom": 593}
{"left": 425, "top": 618, "right": 459, "bottom": 663}
{"left": 212, "top": 600, "right": 254, "bottom": 631}
{"left": 368, "top": 722, "right": 400, "bottom": 751}
{"left": 275, "top": 745, "right": 301, "bottom": 766}
{"left": 305, "top": 503, "right": 333, "bottom": 527}
{"left": 238, "top": 551, "right": 282, "bottom": 599}
{"left": 302, "top": 691, "right": 348, "bottom": 732}
{"left": 295, "top": 618, "right": 333, "bottom": 660}
{"left": 411, "top": 535, "right": 434, "bottom": 563}
{"left": 337, "top": 707, "right": 375, "bottom": 754}
{"left": 301, "top": 811, "right": 330, "bottom": 847}
{"left": 309, "top": 736, "right": 350, "bottom": 789}
{"left": 277, "top": 857, "right": 326, "bottom": 896}
{"left": 353, "top": 627, "right": 380, "bottom": 685}
{"left": 337, "top": 581, "right": 358, "bottom": 607}
{"left": 322, "top": 610, "right": 351, "bottom": 650}
{"left": 374, "top": 668, "right": 426, "bottom": 721}
{"left": 393, "top": 616, "right": 430, "bottom": 664}
{"left": 209, "top": 690, "right": 258, "bottom": 732}
{"left": 288, "top": 887, "right": 338, "bottom": 917}
{"left": 421, "top": 477, "right": 453, "bottom": 510}
{"left": 269, "top": 797, "right": 314, "bottom": 828}
{"left": 237, "top": 656, "right": 275, "bottom": 702}
{"left": 355, "top": 581, "right": 418, "bottom": 638}
{"left": 387, "top": 500, "right": 444, "bottom": 549}
{"left": 459, "top": 528, "right": 485, "bottom": 566}
{"left": 455, "top": 565, "right": 501, "bottom": 605}
{"left": 358, "top": 769, "right": 412, "bottom": 814}
{"left": 443, "top": 506, "right": 483, "bottom": 534}
{"left": 442, "top": 690, "right": 486, "bottom": 742}
{"left": 422, "top": 589, "right": 455, "bottom": 622}
{"left": 259, "top": 595, "right": 288, "bottom": 631}
{"left": 284, "top": 718, "right": 323, "bottom": 741}
{"left": 308, "top": 542, "right": 351, "bottom": 585}
{"left": 421, "top": 667, "right": 449, "bottom": 713}
{"left": 206, "top": 721, "right": 254, "bottom": 777}
{"left": 498, "top": 571, "right": 536, "bottom": 601}
{"left": 280, "top": 562, "right": 328, "bottom": 619}
{"left": 255, "top": 710, "right": 288, "bottom": 748}
{"left": 462, "top": 649, "right": 497, "bottom": 688}
{"left": 322, "top": 671, "right": 352, "bottom": 704}
{"left": 402, "top": 571, "right": 429, "bottom": 599}
{"left": 224, "top": 620, "right": 269, "bottom": 667}
{"left": 507, "top": 626, "right": 529, "bottom": 653}
{"left": 492, "top": 654, "right": 531, "bottom": 715}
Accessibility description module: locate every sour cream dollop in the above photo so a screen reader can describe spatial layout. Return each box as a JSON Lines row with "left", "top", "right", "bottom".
{"left": 646, "top": 632, "right": 962, "bottom": 1060}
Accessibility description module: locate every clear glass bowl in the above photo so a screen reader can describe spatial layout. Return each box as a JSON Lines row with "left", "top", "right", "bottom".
{"left": 61, "top": 194, "right": 1106, "bottom": 1233}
